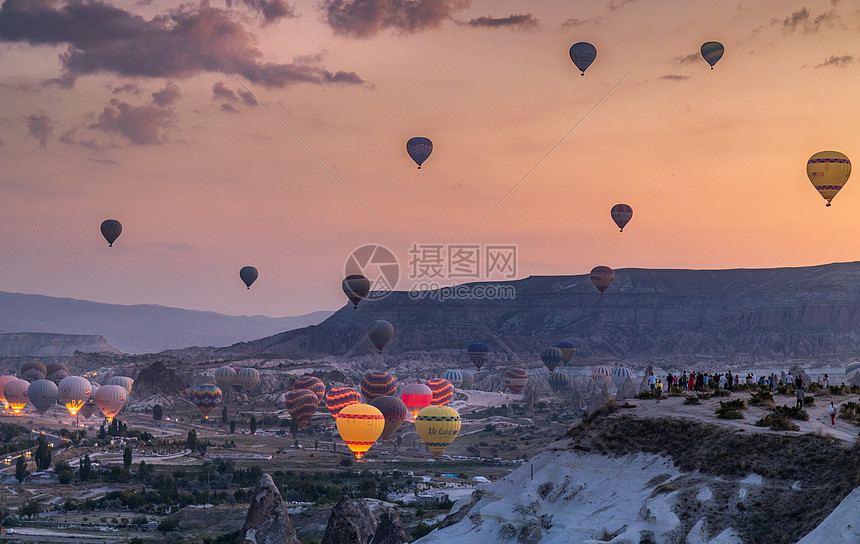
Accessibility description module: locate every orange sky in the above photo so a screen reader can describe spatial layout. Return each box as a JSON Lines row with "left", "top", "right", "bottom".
{"left": 0, "top": 0, "right": 858, "bottom": 317}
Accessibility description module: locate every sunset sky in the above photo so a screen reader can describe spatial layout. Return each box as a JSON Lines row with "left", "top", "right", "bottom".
{"left": 0, "top": 0, "right": 858, "bottom": 318}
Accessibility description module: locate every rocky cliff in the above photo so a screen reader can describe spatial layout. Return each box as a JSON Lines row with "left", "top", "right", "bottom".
{"left": 0, "top": 332, "right": 119, "bottom": 357}
{"left": 221, "top": 262, "right": 860, "bottom": 363}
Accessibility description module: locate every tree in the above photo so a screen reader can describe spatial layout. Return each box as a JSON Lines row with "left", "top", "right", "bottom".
{"left": 123, "top": 446, "right": 132, "bottom": 470}
{"left": 229, "top": 420, "right": 236, "bottom": 434}
{"left": 138, "top": 460, "right": 152, "bottom": 481}
{"left": 20, "top": 500, "right": 40, "bottom": 520}
{"left": 250, "top": 415, "right": 257, "bottom": 435}
{"left": 80, "top": 454, "right": 92, "bottom": 482}
{"left": 186, "top": 429, "right": 197, "bottom": 452}
{"left": 221, "top": 405, "right": 228, "bottom": 425}
{"left": 289, "top": 418, "right": 298, "bottom": 438}
{"left": 152, "top": 404, "right": 163, "bottom": 421}
{"left": 157, "top": 517, "right": 178, "bottom": 533}
{"left": 35, "top": 435, "right": 51, "bottom": 470}
{"left": 98, "top": 425, "right": 106, "bottom": 440}
{"left": 15, "top": 455, "right": 28, "bottom": 483}
{"left": 58, "top": 469, "right": 73, "bottom": 484}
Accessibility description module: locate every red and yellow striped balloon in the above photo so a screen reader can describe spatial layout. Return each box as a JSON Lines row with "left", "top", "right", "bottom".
{"left": 336, "top": 403, "right": 385, "bottom": 460}
{"left": 503, "top": 368, "right": 528, "bottom": 394}
{"left": 427, "top": 377, "right": 453, "bottom": 406}
{"left": 361, "top": 371, "right": 397, "bottom": 402}
{"left": 401, "top": 383, "right": 433, "bottom": 418}
{"left": 284, "top": 389, "right": 319, "bottom": 430}
{"left": 293, "top": 376, "right": 325, "bottom": 402}
{"left": 325, "top": 386, "right": 361, "bottom": 418}
{"left": 191, "top": 384, "right": 222, "bottom": 419}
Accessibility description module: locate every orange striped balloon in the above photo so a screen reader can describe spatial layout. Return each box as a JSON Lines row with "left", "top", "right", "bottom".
{"left": 427, "top": 377, "right": 453, "bottom": 406}
{"left": 293, "top": 376, "right": 325, "bottom": 402}
{"left": 325, "top": 386, "right": 361, "bottom": 418}
{"left": 284, "top": 389, "right": 320, "bottom": 430}
{"left": 336, "top": 403, "right": 385, "bottom": 460}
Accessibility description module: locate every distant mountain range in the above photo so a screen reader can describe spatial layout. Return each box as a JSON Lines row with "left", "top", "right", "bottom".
{"left": 0, "top": 291, "right": 332, "bottom": 354}
{"left": 218, "top": 262, "right": 860, "bottom": 364}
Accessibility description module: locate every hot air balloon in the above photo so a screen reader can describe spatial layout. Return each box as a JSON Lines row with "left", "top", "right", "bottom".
{"left": 548, "top": 371, "right": 571, "bottom": 394}
{"left": 284, "top": 389, "right": 319, "bottom": 430}
{"left": 611, "top": 366, "right": 633, "bottom": 387}
{"left": 592, "top": 366, "right": 612, "bottom": 385}
{"left": 442, "top": 370, "right": 464, "bottom": 388}
{"left": 20, "top": 361, "right": 47, "bottom": 382}
{"left": 0, "top": 375, "right": 17, "bottom": 411}
{"left": 213, "top": 366, "right": 237, "bottom": 391}
{"left": 342, "top": 275, "right": 371, "bottom": 309}
{"left": 503, "top": 368, "right": 528, "bottom": 394}
{"left": 460, "top": 371, "right": 475, "bottom": 389}
{"left": 3, "top": 379, "right": 29, "bottom": 414}
{"left": 100, "top": 219, "right": 122, "bottom": 247}
{"left": 361, "top": 371, "right": 397, "bottom": 402}
{"left": 541, "top": 347, "right": 563, "bottom": 373}
{"left": 95, "top": 384, "right": 127, "bottom": 422}
{"left": 415, "top": 405, "right": 461, "bottom": 458}
{"left": 58, "top": 376, "right": 92, "bottom": 417}
{"left": 45, "top": 363, "right": 69, "bottom": 384}
{"left": 370, "top": 396, "right": 409, "bottom": 440}
{"left": 236, "top": 368, "right": 261, "bottom": 391}
{"left": 807, "top": 151, "right": 851, "bottom": 207}
{"left": 28, "top": 379, "right": 58, "bottom": 414}
{"left": 467, "top": 342, "right": 491, "bottom": 370}
{"left": 107, "top": 376, "right": 134, "bottom": 394}
{"left": 401, "top": 383, "right": 433, "bottom": 419}
{"left": 336, "top": 403, "right": 385, "bottom": 460}
{"left": 293, "top": 376, "right": 325, "bottom": 402}
{"left": 191, "top": 384, "right": 222, "bottom": 419}
{"left": 427, "top": 378, "right": 454, "bottom": 406}
{"left": 239, "top": 266, "right": 258, "bottom": 289}
{"left": 368, "top": 320, "right": 394, "bottom": 353}
{"left": 325, "top": 387, "right": 362, "bottom": 418}
{"left": 556, "top": 341, "right": 576, "bottom": 365}
{"left": 79, "top": 397, "right": 99, "bottom": 419}
{"left": 569, "top": 42, "right": 597, "bottom": 75}
{"left": 845, "top": 362, "right": 860, "bottom": 382}
{"left": 590, "top": 266, "right": 615, "bottom": 294}
{"left": 611, "top": 204, "right": 633, "bottom": 232}
{"left": 406, "top": 137, "right": 433, "bottom": 169}
{"left": 700, "top": 41, "right": 724, "bottom": 69}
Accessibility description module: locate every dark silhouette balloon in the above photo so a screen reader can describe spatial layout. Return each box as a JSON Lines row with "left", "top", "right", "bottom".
{"left": 342, "top": 275, "right": 371, "bottom": 309}
{"left": 467, "top": 342, "right": 491, "bottom": 370}
{"left": 611, "top": 204, "right": 633, "bottom": 232}
{"left": 556, "top": 341, "right": 576, "bottom": 364}
{"left": 569, "top": 42, "right": 597, "bottom": 75}
{"left": 239, "top": 266, "right": 258, "bottom": 289}
{"left": 701, "top": 41, "right": 724, "bottom": 69}
{"left": 540, "top": 347, "right": 563, "bottom": 373}
{"left": 100, "top": 219, "right": 122, "bottom": 247}
{"left": 370, "top": 395, "right": 409, "bottom": 440}
{"left": 368, "top": 320, "right": 394, "bottom": 353}
{"left": 590, "top": 266, "right": 615, "bottom": 294}
{"left": 503, "top": 367, "right": 528, "bottom": 394}
{"left": 406, "top": 137, "right": 433, "bottom": 169}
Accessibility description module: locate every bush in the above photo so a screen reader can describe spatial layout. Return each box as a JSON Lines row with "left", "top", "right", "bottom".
{"left": 749, "top": 390, "right": 774, "bottom": 406}
{"left": 756, "top": 414, "right": 799, "bottom": 431}
{"left": 716, "top": 400, "right": 745, "bottom": 419}
{"left": 771, "top": 405, "right": 809, "bottom": 421}
{"left": 58, "top": 469, "right": 74, "bottom": 484}
{"left": 828, "top": 385, "right": 847, "bottom": 395}
{"left": 839, "top": 401, "right": 860, "bottom": 423}
{"left": 683, "top": 395, "right": 701, "bottom": 405}
{"left": 412, "top": 521, "right": 438, "bottom": 539}
{"left": 803, "top": 396, "right": 815, "bottom": 407}
{"left": 637, "top": 390, "right": 655, "bottom": 400}
{"left": 712, "top": 389, "right": 731, "bottom": 397}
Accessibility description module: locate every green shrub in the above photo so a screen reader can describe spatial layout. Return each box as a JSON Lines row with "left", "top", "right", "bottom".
{"left": 749, "top": 390, "right": 774, "bottom": 406}
{"left": 412, "top": 521, "right": 437, "bottom": 539}
{"left": 683, "top": 395, "right": 701, "bottom": 405}
{"left": 839, "top": 402, "right": 860, "bottom": 423}
{"left": 713, "top": 389, "right": 731, "bottom": 397}
{"left": 638, "top": 390, "right": 655, "bottom": 400}
{"left": 716, "top": 400, "right": 745, "bottom": 419}
{"left": 771, "top": 405, "right": 809, "bottom": 421}
{"left": 803, "top": 396, "right": 815, "bottom": 407}
{"left": 755, "top": 414, "right": 799, "bottom": 431}
{"left": 828, "top": 385, "right": 847, "bottom": 395}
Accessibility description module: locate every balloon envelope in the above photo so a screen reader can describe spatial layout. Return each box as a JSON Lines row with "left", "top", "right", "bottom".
{"left": 590, "top": 266, "right": 615, "bottom": 294}
{"left": 442, "top": 370, "right": 464, "bottom": 388}
{"left": 467, "top": 342, "right": 491, "bottom": 370}
{"left": 592, "top": 366, "right": 612, "bottom": 385}
{"left": 406, "top": 137, "right": 433, "bottom": 169}
{"left": 4, "top": 379, "right": 30, "bottom": 414}
{"left": 700, "top": 41, "right": 724, "bottom": 68}
{"left": 0, "top": 375, "right": 17, "bottom": 411}
{"left": 361, "top": 371, "right": 397, "bottom": 402}
{"left": 336, "top": 403, "right": 385, "bottom": 460}
{"left": 503, "top": 368, "right": 528, "bottom": 394}
{"left": 569, "top": 42, "right": 597, "bottom": 75}
{"left": 214, "top": 366, "right": 237, "bottom": 390}
{"left": 611, "top": 366, "right": 633, "bottom": 387}
{"left": 370, "top": 396, "right": 408, "bottom": 440}
{"left": 58, "top": 376, "right": 92, "bottom": 416}
{"left": 460, "top": 371, "right": 475, "bottom": 389}
{"left": 191, "top": 384, "right": 222, "bottom": 419}
{"left": 293, "top": 376, "right": 325, "bottom": 402}
{"left": 325, "top": 387, "right": 362, "bottom": 418}
{"left": 540, "top": 347, "right": 563, "bottom": 372}
{"left": 28, "top": 379, "right": 58, "bottom": 414}
{"left": 556, "top": 341, "right": 576, "bottom": 364}
{"left": 284, "top": 389, "right": 319, "bottom": 430}
{"left": 100, "top": 219, "right": 122, "bottom": 247}
{"left": 415, "top": 405, "right": 461, "bottom": 458}
{"left": 107, "top": 376, "right": 133, "bottom": 394}
{"left": 807, "top": 151, "right": 851, "bottom": 206}
{"left": 239, "top": 266, "right": 258, "bottom": 289}
{"left": 95, "top": 384, "right": 127, "bottom": 422}
{"left": 548, "top": 371, "right": 571, "bottom": 394}
{"left": 342, "top": 275, "right": 371, "bottom": 309}
{"left": 401, "top": 383, "right": 433, "bottom": 418}
{"left": 611, "top": 204, "right": 633, "bottom": 232}
{"left": 20, "top": 361, "right": 47, "bottom": 382}
{"left": 368, "top": 320, "right": 394, "bottom": 352}
{"left": 236, "top": 368, "right": 261, "bottom": 391}
{"left": 45, "top": 363, "right": 69, "bottom": 384}
{"left": 427, "top": 378, "right": 454, "bottom": 406}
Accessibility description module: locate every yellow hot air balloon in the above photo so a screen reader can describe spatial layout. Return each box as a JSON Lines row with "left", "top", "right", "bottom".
{"left": 807, "top": 151, "right": 851, "bottom": 206}
{"left": 336, "top": 403, "right": 385, "bottom": 461}
{"left": 415, "top": 405, "right": 461, "bottom": 458}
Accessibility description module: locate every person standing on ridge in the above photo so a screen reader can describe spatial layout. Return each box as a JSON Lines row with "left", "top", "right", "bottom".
{"left": 829, "top": 401, "right": 837, "bottom": 426}
{"left": 796, "top": 387, "right": 805, "bottom": 409}
{"left": 655, "top": 379, "right": 663, "bottom": 403}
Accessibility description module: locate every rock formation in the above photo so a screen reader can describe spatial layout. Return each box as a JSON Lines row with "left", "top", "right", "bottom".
{"left": 134, "top": 360, "right": 187, "bottom": 397}
{"left": 238, "top": 473, "right": 300, "bottom": 544}
{"left": 369, "top": 506, "right": 407, "bottom": 544}
{"left": 321, "top": 497, "right": 375, "bottom": 544}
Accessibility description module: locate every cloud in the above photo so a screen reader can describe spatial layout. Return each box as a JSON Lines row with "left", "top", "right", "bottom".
{"left": 674, "top": 52, "right": 700, "bottom": 65}
{"left": 772, "top": 3, "right": 839, "bottom": 33}
{"left": 815, "top": 55, "right": 854, "bottom": 68}
{"left": 89, "top": 157, "right": 121, "bottom": 166}
{"left": 220, "top": 103, "right": 241, "bottom": 113}
{"left": 112, "top": 83, "right": 142, "bottom": 95}
{"left": 467, "top": 14, "right": 538, "bottom": 30}
{"left": 239, "top": 90, "right": 258, "bottom": 106}
{"left": 561, "top": 17, "right": 600, "bottom": 29}
{"left": 660, "top": 74, "right": 691, "bottom": 81}
{"left": 213, "top": 81, "right": 238, "bottom": 101}
{"left": 225, "top": 0, "right": 295, "bottom": 23}
{"left": 320, "top": 0, "right": 471, "bottom": 38}
{"left": 151, "top": 82, "right": 180, "bottom": 107}
{"left": 608, "top": 0, "right": 638, "bottom": 10}
{"left": 25, "top": 112, "right": 54, "bottom": 147}
{"left": 0, "top": 1, "right": 363, "bottom": 88}
{"left": 88, "top": 99, "right": 176, "bottom": 145}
